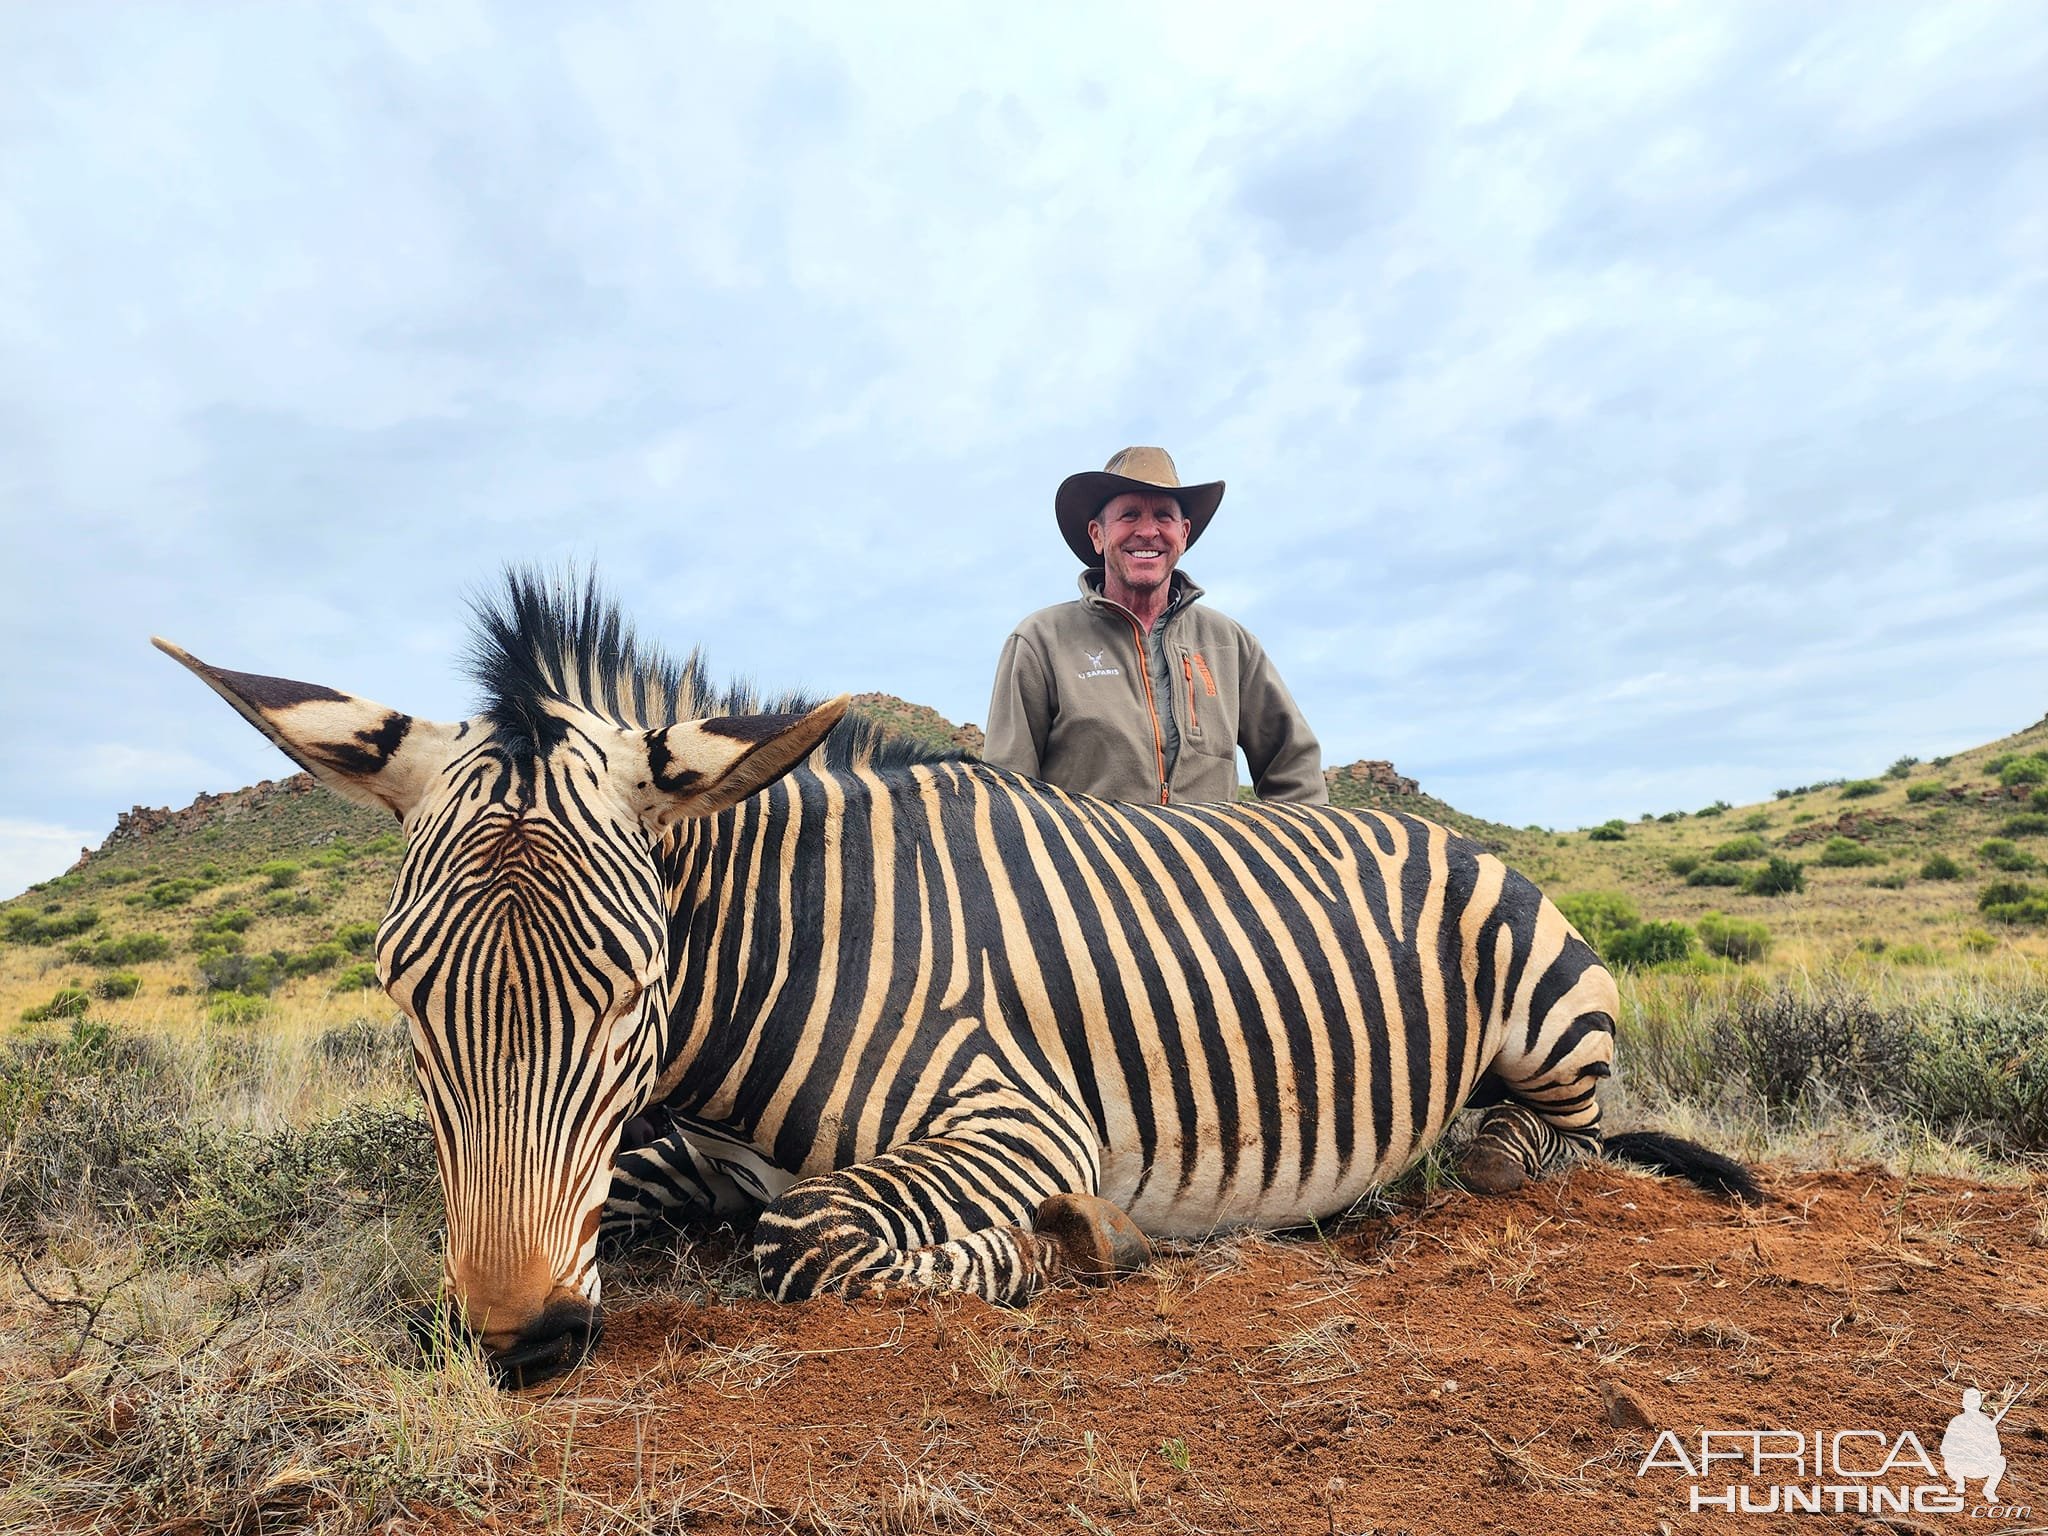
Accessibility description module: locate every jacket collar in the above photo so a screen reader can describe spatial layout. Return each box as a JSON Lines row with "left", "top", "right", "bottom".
{"left": 1077, "top": 567, "right": 1205, "bottom": 624}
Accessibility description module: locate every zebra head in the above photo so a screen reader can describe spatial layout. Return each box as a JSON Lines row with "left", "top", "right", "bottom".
{"left": 155, "top": 627, "right": 844, "bottom": 1385}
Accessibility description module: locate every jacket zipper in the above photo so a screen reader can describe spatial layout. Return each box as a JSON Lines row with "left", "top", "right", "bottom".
{"left": 1116, "top": 611, "right": 1170, "bottom": 804}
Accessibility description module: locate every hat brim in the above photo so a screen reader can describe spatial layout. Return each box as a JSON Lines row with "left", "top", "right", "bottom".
{"left": 1054, "top": 472, "right": 1224, "bottom": 566}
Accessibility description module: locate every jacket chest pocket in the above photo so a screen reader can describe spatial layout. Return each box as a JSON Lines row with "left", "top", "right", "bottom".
{"left": 1177, "top": 647, "right": 1217, "bottom": 744}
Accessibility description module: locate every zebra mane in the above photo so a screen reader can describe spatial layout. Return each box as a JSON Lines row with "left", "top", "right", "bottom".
{"left": 463, "top": 566, "right": 957, "bottom": 772}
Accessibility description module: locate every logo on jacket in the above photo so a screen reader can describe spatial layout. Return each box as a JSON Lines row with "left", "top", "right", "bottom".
{"left": 1077, "top": 648, "right": 1121, "bottom": 680}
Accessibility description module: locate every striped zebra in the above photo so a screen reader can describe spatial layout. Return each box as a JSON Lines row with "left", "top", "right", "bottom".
{"left": 158, "top": 571, "right": 1753, "bottom": 1385}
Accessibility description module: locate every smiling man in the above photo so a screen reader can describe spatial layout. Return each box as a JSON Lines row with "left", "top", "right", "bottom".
{"left": 984, "top": 446, "right": 1327, "bottom": 807}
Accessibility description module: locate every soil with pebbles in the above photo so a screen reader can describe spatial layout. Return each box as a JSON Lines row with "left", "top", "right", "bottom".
{"left": 459, "top": 1168, "right": 2048, "bottom": 1536}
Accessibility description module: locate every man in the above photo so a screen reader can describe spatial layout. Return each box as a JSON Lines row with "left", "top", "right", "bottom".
{"left": 985, "top": 446, "right": 1327, "bottom": 807}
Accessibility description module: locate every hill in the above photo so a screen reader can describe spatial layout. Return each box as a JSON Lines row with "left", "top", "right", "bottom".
{"left": 2, "top": 702, "right": 2044, "bottom": 1033}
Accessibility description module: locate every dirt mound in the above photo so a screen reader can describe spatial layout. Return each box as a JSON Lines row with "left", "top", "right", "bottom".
{"left": 482, "top": 1168, "right": 2046, "bottom": 1534}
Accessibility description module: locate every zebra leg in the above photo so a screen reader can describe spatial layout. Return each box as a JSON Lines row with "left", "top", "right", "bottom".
{"left": 601, "top": 1113, "right": 783, "bottom": 1250}
{"left": 1457, "top": 1099, "right": 1599, "bottom": 1194}
{"left": 750, "top": 1112, "right": 1141, "bottom": 1304}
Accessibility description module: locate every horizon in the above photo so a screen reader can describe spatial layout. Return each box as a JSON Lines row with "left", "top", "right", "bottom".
{"left": 3, "top": 4, "right": 2043, "bottom": 898}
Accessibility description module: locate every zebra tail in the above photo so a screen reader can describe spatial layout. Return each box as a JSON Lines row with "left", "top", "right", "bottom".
{"left": 1601, "top": 1130, "right": 1762, "bottom": 1204}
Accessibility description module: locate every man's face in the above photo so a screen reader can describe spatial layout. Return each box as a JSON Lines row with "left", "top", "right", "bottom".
{"left": 1089, "top": 492, "right": 1189, "bottom": 596}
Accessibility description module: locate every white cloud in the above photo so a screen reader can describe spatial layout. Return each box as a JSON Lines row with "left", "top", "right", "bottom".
{"left": 0, "top": 820, "right": 100, "bottom": 901}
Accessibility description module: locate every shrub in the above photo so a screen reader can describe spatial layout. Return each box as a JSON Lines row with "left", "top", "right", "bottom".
{"left": 93, "top": 971, "right": 142, "bottom": 1000}
{"left": 1686, "top": 863, "right": 1745, "bottom": 888}
{"left": 198, "top": 950, "right": 283, "bottom": 996}
{"left": 1773, "top": 788, "right": 1792, "bottom": 801}
{"left": 1921, "top": 852, "right": 1965, "bottom": 880}
{"left": 259, "top": 860, "right": 303, "bottom": 889}
{"left": 1588, "top": 820, "right": 1627, "bottom": 842}
{"left": 315, "top": 1014, "right": 409, "bottom": 1070}
{"left": 1961, "top": 929, "right": 1996, "bottom": 952}
{"left": 1556, "top": 892, "right": 1640, "bottom": 954}
{"left": 1905, "top": 781, "right": 1942, "bottom": 803}
{"left": 67, "top": 932, "right": 171, "bottom": 966}
{"left": 1839, "top": 780, "right": 1882, "bottom": 799}
{"left": 330, "top": 961, "right": 382, "bottom": 992}
{"left": 1696, "top": 911, "right": 1770, "bottom": 962}
{"left": 1870, "top": 869, "right": 1909, "bottom": 889}
{"left": 1657, "top": 810, "right": 1684, "bottom": 823}
{"left": 207, "top": 993, "right": 270, "bottom": 1026}
{"left": 1696, "top": 800, "right": 1731, "bottom": 817}
{"left": 1979, "top": 883, "right": 2048, "bottom": 925}
{"left": 1884, "top": 755, "right": 1917, "bottom": 780}
{"left": 142, "top": 877, "right": 212, "bottom": 908}
{"left": 1605, "top": 920, "right": 1695, "bottom": 969}
{"left": 1667, "top": 855, "right": 1700, "bottom": 877}
{"left": 1744, "top": 857, "right": 1806, "bottom": 897}
{"left": 2034, "top": 787, "right": 2048, "bottom": 813}
{"left": 1708, "top": 986, "right": 1912, "bottom": 1113}
{"left": 334, "top": 921, "right": 379, "bottom": 955}
{"left": 1978, "top": 838, "right": 2038, "bottom": 873}
{"left": 2000, "top": 813, "right": 2048, "bottom": 838}
{"left": 283, "top": 942, "right": 346, "bottom": 978}
{"left": 1739, "top": 811, "right": 1772, "bottom": 832}
{"left": 20, "top": 987, "right": 92, "bottom": 1023}
{"left": 265, "top": 890, "right": 322, "bottom": 916}
{"left": 1, "top": 906, "right": 101, "bottom": 944}
{"left": 1792, "top": 812, "right": 1817, "bottom": 824}
{"left": 198, "top": 906, "right": 256, "bottom": 935}
{"left": 1999, "top": 755, "right": 2048, "bottom": 787}
{"left": 1818, "top": 836, "right": 1885, "bottom": 868}
{"left": 1886, "top": 943, "right": 1936, "bottom": 965}
{"left": 1911, "top": 988, "right": 2048, "bottom": 1154}
{"left": 1711, "top": 836, "right": 1768, "bottom": 862}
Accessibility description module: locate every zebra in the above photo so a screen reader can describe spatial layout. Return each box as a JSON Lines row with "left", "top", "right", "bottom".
{"left": 158, "top": 570, "right": 1754, "bottom": 1385}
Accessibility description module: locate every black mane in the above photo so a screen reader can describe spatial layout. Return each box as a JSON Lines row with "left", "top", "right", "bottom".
{"left": 463, "top": 566, "right": 958, "bottom": 772}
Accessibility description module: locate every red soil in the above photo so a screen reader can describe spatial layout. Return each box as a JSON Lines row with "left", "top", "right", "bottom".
{"left": 467, "top": 1169, "right": 2048, "bottom": 1535}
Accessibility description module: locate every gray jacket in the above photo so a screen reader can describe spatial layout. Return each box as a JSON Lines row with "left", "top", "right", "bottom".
{"left": 984, "top": 570, "right": 1328, "bottom": 807}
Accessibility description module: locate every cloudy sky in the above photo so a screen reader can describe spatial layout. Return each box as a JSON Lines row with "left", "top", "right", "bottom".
{"left": 2, "top": 3, "right": 2043, "bottom": 896}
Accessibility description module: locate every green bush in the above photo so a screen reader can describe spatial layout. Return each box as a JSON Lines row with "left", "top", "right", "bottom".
{"left": 1686, "top": 863, "right": 1745, "bottom": 888}
{"left": 2000, "top": 813, "right": 2048, "bottom": 838}
{"left": 1818, "top": 837, "right": 1885, "bottom": 868}
{"left": 1, "top": 906, "right": 102, "bottom": 944}
{"left": 21, "top": 986, "right": 93, "bottom": 1023}
{"left": 1978, "top": 838, "right": 2038, "bottom": 872}
{"left": 1905, "top": 781, "right": 1942, "bottom": 803}
{"left": 330, "top": 961, "right": 382, "bottom": 992}
{"left": 259, "top": 860, "right": 303, "bottom": 889}
{"left": 199, "top": 950, "right": 283, "bottom": 996}
{"left": 1556, "top": 892, "right": 1640, "bottom": 954}
{"left": 1920, "top": 852, "right": 1965, "bottom": 880}
{"left": 2034, "top": 787, "right": 2048, "bottom": 813}
{"left": 1711, "top": 836, "right": 1768, "bottom": 862}
{"left": 142, "top": 877, "right": 213, "bottom": 908}
{"left": 198, "top": 906, "right": 256, "bottom": 935}
{"left": 1961, "top": 929, "right": 1996, "bottom": 952}
{"left": 1739, "top": 811, "right": 1772, "bottom": 832}
{"left": 67, "top": 931, "right": 171, "bottom": 966}
{"left": 1885, "top": 756, "right": 1917, "bottom": 780}
{"left": 334, "top": 921, "right": 379, "bottom": 955}
{"left": 1839, "top": 780, "right": 1883, "bottom": 799}
{"left": 1911, "top": 988, "right": 2048, "bottom": 1154}
{"left": 1666, "top": 855, "right": 1700, "bottom": 877}
{"left": 265, "top": 890, "right": 322, "bottom": 916}
{"left": 1886, "top": 944, "right": 1936, "bottom": 966}
{"left": 93, "top": 971, "right": 143, "bottom": 1000}
{"left": 1744, "top": 857, "right": 1806, "bottom": 897}
{"left": 1998, "top": 755, "right": 2048, "bottom": 787}
{"left": 1696, "top": 911, "right": 1771, "bottom": 962}
{"left": 1588, "top": 820, "right": 1628, "bottom": 842}
{"left": 1979, "top": 883, "right": 2048, "bottom": 925}
{"left": 283, "top": 942, "right": 346, "bottom": 978}
{"left": 1695, "top": 800, "right": 1731, "bottom": 817}
{"left": 1870, "top": 869, "right": 1909, "bottom": 889}
{"left": 1605, "top": 920, "right": 1695, "bottom": 969}
{"left": 207, "top": 994, "right": 271, "bottom": 1026}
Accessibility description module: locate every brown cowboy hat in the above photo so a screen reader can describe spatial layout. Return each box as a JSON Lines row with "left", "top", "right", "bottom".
{"left": 1054, "top": 446, "right": 1225, "bottom": 566}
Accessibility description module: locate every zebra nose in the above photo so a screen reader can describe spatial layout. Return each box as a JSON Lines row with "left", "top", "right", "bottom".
{"left": 478, "top": 1292, "right": 604, "bottom": 1389}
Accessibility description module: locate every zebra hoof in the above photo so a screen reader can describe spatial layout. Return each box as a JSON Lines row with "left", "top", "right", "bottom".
{"left": 1457, "top": 1143, "right": 1528, "bottom": 1196}
{"left": 1034, "top": 1193, "right": 1152, "bottom": 1284}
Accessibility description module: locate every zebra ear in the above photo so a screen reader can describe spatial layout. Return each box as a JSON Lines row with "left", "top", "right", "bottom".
{"left": 625, "top": 695, "right": 849, "bottom": 832}
{"left": 154, "top": 638, "right": 462, "bottom": 820}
